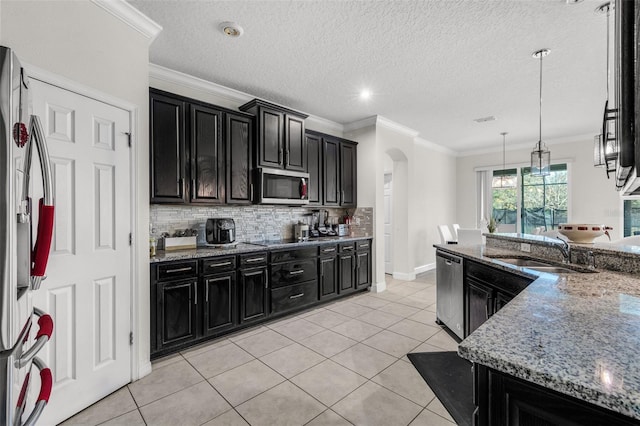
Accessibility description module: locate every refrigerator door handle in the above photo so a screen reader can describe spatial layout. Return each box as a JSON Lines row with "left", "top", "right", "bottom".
{"left": 16, "top": 308, "right": 53, "bottom": 368}
{"left": 15, "top": 357, "right": 52, "bottom": 426}
{"left": 25, "top": 116, "right": 55, "bottom": 290}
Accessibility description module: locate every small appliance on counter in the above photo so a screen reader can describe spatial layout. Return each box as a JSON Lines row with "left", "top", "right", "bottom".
{"left": 206, "top": 218, "right": 236, "bottom": 245}
{"left": 336, "top": 224, "right": 349, "bottom": 237}
{"left": 294, "top": 221, "right": 310, "bottom": 241}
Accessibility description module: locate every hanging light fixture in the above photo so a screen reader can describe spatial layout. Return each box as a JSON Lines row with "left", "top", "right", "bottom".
{"left": 498, "top": 132, "right": 516, "bottom": 188}
{"left": 530, "top": 48, "right": 551, "bottom": 176}
{"left": 594, "top": 2, "right": 618, "bottom": 176}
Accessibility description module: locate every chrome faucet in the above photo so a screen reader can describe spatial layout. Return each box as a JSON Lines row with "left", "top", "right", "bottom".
{"left": 558, "top": 239, "right": 571, "bottom": 264}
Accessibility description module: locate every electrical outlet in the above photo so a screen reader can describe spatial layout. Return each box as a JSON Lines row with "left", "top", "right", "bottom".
{"left": 355, "top": 217, "right": 361, "bottom": 225}
{"left": 521, "top": 243, "right": 531, "bottom": 253}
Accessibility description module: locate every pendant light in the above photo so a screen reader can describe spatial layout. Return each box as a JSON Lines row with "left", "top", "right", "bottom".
{"left": 498, "top": 132, "right": 515, "bottom": 188}
{"left": 530, "top": 48, "right": 551, "bottom": 176}
{"left": 594, "top": 2, "right": 618, "bottom": 175}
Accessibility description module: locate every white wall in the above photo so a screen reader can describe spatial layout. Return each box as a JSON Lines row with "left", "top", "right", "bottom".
{"left": 456, "top": 137, "right": 624, "bottom": 240}
{"left": 1, "top": 0, "right": 152, "bottom": 375}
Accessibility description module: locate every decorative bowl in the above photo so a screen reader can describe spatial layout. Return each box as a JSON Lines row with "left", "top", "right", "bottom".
{"left": 557, "top": 224, "right": 612, "bottom": 243}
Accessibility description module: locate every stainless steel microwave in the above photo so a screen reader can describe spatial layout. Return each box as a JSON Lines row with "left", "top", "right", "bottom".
{"left": 255, "top": 168, "right": 310, "bottom": 205}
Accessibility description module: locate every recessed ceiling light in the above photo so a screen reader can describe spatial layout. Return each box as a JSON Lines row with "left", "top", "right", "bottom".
{"left": 219, "top": 21, "right": 243, "bottom": 38}
{"left": 473, "top": 116, "right": 496, "bottom": 123}
{"left": 360, "top": 89, "right": 372, "bottom": 100}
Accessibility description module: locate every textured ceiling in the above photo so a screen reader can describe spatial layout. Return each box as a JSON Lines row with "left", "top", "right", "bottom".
{"left": 129, "top": 0, "right": 607, "bottom": 153}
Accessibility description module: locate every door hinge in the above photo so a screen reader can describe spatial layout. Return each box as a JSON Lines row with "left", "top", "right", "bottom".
{"left": 124, "top": 132, "right": 132, "bottom": 147}
{"left": 129, "top": 233, "right": 132, "bottom": 246}
{"left": 129, "top": 332, "right": 133, "bottom": 345}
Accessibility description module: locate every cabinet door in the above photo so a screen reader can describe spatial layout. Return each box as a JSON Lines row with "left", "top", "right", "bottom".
{"left": 466, "top": 278, "right": 493, "bottom": 337}
{"left": 258, "top": 107, "right": 284, "bottom": 169}
{"left": 494, "top": 291, "right": 513, "bottom": 315}
{"left": 323, "top": 137, "right": 340, "bottom": 206}
{"left": 306, "top": 133, "right": 322, "bottom": 205}
{"left": 157, "top": 280, "right": 197, "bottom": 349}
{"left": 340, "top": 142, "right": 357, "bottom": 207}
{"left": 356, "top": 250, "right": 371, "bottom": 288}
{"left": 284, "top": 115, "right": 306, "bottom": 171}
{"left": 338, "top": 254, "right": 355, "bottom": 294}
{"left": 190, "top": 104, "right": 224, "bottom": 203}
{"left": 239, "top": 267, "right": 269, "bottom": 323}
{"left": 319, "top": 256, "right": 338, "bottom": 299}
{"left": 226, "top": 113, "right": 253, "bottom": 204}
{"left": 203, "top": 272, "right": 236, "bottom": 336}
{"left": 150, "top": 92, "right": 186, "bottom": 203}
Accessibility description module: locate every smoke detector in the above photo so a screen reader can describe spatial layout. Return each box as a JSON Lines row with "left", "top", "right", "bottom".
{"left": 220, "top": 22, "right": 244, "bottom": 38}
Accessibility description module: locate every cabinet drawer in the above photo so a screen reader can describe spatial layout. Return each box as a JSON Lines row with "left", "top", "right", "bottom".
{"left": 271, "top": 259, "right": 318, "bottom": 289}
{"left": 356, "top": 240, "right": 371, "bottom": 250}
{"left": 338, "top": 242, "right": 356, "bottom": 253}
{"left": 319, "top": 244, "right": 338, "bottom": 255}
{"left": 270, "top": 247, "right": 318, "bottom": 263}
{"left": 202, "top": 256, "right": 236, "bottom": 275}
{"left": 271, "top": 280, "right": 317, "bottom": 314}
{"left": 157, "top": 260, "right": 198, "bottom": 281}
{"left": 239, "top": 252, "right": 268, "bottom": 268}
{"left": 466, "top": 260, "right": 533, "bottom": 297}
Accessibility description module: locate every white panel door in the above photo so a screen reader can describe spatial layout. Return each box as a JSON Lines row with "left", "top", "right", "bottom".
{"left": 384, "top": 173, "right": 393, "bottom": 274}
{"left": 28, "top": 79, "right": 132, "bottom": 425}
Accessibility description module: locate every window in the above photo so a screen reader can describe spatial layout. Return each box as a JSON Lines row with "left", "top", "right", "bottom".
{"left": 488, "top": 164, "right": 569, "bottom": 234}
{"left": 623, "top": 199, "right": 640, "bottom": 236}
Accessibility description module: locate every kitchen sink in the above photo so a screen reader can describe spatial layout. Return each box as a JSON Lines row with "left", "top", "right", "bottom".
{"left": 492, "top": 258, "right": 554, "bottom": 267}
{"left": 489, "top": 257, "right": 595, "bottom": 274}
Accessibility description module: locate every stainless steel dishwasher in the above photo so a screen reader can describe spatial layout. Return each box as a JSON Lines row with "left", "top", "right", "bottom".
{"left": 436, "top": 250, "right": 464, "bottom": 339}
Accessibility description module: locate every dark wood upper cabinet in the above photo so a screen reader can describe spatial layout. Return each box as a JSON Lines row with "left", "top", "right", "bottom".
{"left": 226, "top": 112, "right": 253, "bottom": 204}
{"left": 239, "top": 99, "right": 308, "bottom": 171}
{"left": 150, "top": 89, "right": 254, "bottom": 206}
{"left": 150, "top": 92, "right": 186, "bottom": 203}
{"left": 190, "top": 104, "right": 224, "bottom": 204}
{"left": 306, "top": 132, "right": 322, "bottom": 205}
{"left": 285, "top": 115, "right": 306, "bottom": 171}
{"left": 323, "top": 136, "right": 340, "bottom": 206}
{"left": 340, "top": 141, "right": 357, "bottom": 207}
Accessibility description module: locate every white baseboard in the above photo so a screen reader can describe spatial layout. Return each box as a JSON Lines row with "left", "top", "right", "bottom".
{"left": 370, "top": 280, "right": 387, "bottom": 293}
{"left": 138, "top": 361, "right": 152, "bottom": 379}
{"left": 392, "top": 271, "right": 416, "bottom": 281}
{"left": 415, "top": 262, "right": 436, "bottom": 274}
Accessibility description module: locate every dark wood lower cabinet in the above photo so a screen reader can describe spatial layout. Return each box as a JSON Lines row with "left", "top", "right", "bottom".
{"left": 319, "top": 256, "right": 338, "bottom": 299}
{"left": 157, "top": 279, "right": 197, "bottom": 350}
{"left": 465, "top": 278, "right": 493, "bottom": 336}
{"left": 338, "top": 254, "right": 355, "bottom": 294}
{"left": 151, "top": 239, "right": 372, "bottom": 358}
{"left": 202, "top": 272, "right": 236, "bottom": 336}
{"left": 239, "top": 267, "right": 269, "bottom": 324}
{"left": 475, "top": 365, "right": 639, "bottom": 426}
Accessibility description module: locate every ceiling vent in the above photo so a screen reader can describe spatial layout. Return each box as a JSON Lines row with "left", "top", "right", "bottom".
{"left": 473, "top": 116, "right": 496, "bottom": 123}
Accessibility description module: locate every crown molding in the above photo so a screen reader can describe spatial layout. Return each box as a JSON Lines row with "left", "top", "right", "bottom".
{"left": 343, "top": 116, "right": 378, "bottom": 133}
{"left": 414, "top": 137, "right": 458, "bottom": 156}
{"left": 375, "top": 116, "right": 420, "bottom": 138}
{"left": 92, "top": 0, "right": 162, "bottom": 43}
{"left": 149, "top": 63, "right": 343, "bottom": 132}
{"left": 458, "top": 132, "right": 595, "bottom": 157}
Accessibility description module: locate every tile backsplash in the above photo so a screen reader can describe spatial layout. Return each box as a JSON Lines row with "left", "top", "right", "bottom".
{"left": 150, "top": 205, "right": 373, "bottom": 242}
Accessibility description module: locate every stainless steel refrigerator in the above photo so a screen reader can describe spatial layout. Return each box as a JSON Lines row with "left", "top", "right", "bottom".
{"left": 0, "top": 46, "right": 55, "bottom": 426}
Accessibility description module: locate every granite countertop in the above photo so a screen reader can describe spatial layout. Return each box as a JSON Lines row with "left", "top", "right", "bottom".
{"left": 150, "top": 235, "right": 372, "bottom": 263}
{"left": 436, "top": 244, "right": 640, "bottom": 420}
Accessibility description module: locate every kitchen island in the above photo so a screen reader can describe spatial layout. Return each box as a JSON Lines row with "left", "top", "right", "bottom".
{"left": 436, "top": 240, "right": 640, "bottom": 425}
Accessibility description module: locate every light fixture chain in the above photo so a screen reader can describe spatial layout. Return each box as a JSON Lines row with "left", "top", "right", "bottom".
{"left": 539, "top": 51, "right": 543, "bottom": 151}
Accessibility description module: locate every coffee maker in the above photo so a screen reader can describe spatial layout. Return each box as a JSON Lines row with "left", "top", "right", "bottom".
{"left": 311, "top": 209, "right": 336, "bottom": 237}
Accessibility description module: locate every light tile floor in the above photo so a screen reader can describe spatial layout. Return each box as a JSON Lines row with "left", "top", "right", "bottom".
{"left": 62, "top": 271, "right": 459, "bottom": 426}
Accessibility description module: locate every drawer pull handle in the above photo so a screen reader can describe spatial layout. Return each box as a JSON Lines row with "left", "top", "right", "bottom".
{"left": 322, "top": 248, "right": 336, "bottom": 252}
{"left": 166, "top": 267, "right": 192, "bottom": 273}
{"left": 289, "top": 293, "right": 304, "bottom": 299}
{"left": 343, "top": 247, "right": 354, "bottom": 251}
{"left": 246, "top": 257, "right": 265, "bottom": 263}
{"left": 360, "top": 244, "right": 369, "bottom": 248}
{"left": 289, "top": 270, "right": 305, "bottom": 275}
{"left": 209, "top": 261, "right": 232, "bottom": 268}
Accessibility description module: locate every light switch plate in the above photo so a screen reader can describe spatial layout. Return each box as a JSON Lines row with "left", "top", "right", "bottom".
{"left": 521, "top": 243, "right": 531, "bottom": 253}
